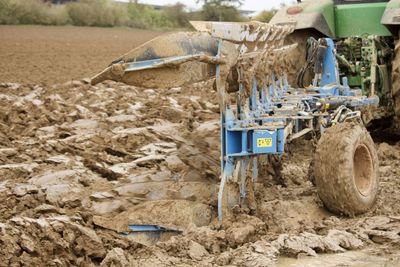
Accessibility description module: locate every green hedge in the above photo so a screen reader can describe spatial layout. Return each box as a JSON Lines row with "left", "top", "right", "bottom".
{"left": 253, "top": 10, "right": 277, "bottom": 23}
{"left": 0, "top": 0, "right": 70, "bottom": 25}
{"left": 0, "top": 0, "right": 192, "bottom": 29}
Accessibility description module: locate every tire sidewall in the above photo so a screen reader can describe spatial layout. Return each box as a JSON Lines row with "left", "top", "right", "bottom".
{"left": 347, "top": 125, "right": 379, "bottom": 211}
{"left": 314, "top": 122, "right": 379, "bottom": 215}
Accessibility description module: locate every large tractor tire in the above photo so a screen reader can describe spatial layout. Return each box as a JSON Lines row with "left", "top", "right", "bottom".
{"left": 313, "top": 123, "right": 379, "bottom": 216}
{"left": 284, "top": 30, "right": 309, "bottom": 86}
{"left": 392, "top": 37, "right": 400, "bottom": 127}
{"left": 284, "top": 29, "right": 323, "bottom": 87}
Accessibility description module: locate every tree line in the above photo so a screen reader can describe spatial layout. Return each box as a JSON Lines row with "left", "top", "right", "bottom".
{"left": 0, "top": 0, "right": 278, "bottom": 29}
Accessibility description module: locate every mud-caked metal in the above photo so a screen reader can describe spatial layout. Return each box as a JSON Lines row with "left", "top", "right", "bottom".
{"left": 217, "top": 37, "right": 379, "bottom": 221}
{"left": 271, "top": 0, "right": 400, "bottom": 126}
{"left": 91, "top": 22, "right": 380, "bottom": 223}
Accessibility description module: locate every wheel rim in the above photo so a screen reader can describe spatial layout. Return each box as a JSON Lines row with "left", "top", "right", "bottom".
{"left": 353, "top": 144, "right": 374, "bottom": 197}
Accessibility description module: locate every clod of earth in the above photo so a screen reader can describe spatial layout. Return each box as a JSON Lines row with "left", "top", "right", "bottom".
{"left": 0, "top": 24, "right": 400, "bottom": 265}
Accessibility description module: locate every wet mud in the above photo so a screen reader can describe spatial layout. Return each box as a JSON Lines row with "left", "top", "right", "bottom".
{"left": 0, "top": 26, "right": 400, "bottom": 267}
{"left": 0, "top": 79, "right": 399, "bottom": 266}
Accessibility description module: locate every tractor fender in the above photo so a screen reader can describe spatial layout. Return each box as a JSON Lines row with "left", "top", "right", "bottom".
{"left": 270, "top": 0, "right": 335, "bottom": 37}
{"left": 382, "top": 0, "right": 400, "bottom": 34}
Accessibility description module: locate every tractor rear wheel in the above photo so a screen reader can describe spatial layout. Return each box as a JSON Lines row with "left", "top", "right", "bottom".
{"left": 285, "top": 30, "right": 309, "bottom": 86}
{"left": 313, "top": 123, "right": 379, "bottom": 216}
{"left": 392, "top": 37, "right": 400, "bottom": 128}
{"left": 284, "top": 29, "right": 322, "bottom": 87}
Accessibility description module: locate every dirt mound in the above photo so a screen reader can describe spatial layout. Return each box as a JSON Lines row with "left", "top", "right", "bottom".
{"left": 0, "top": 79, "right": 399, "bottom": 266}
{"left": 0, "top": 25, "right": 400, "bottom": 266}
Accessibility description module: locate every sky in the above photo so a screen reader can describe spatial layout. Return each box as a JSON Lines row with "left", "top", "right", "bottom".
{"left": 126, "top": 0, "right": 295, "bottom": 13}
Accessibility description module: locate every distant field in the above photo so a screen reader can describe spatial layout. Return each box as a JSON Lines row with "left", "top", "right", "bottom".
{"left": 0, "top": 25, "right": 163, "bottom": 84}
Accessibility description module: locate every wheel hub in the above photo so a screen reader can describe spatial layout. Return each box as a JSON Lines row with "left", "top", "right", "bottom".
{"left": 353, "top": 144, "right": 374, "bottom": 197}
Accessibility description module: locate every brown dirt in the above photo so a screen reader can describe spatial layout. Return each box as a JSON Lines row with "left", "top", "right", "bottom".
{"left": 0, "top": 25, "right": 162, "bottom": 85}
{"left": 0, "top": 26, "right": 399, "bottom": 266}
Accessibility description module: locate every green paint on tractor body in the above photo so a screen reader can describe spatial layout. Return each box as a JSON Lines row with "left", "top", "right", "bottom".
{"left": 271, "top": 0, "right": 400, "bottom": 38}
{"left": 270, "top": 0, "right": 400, "bottom": 118}
{"left": 335, "top": 3, "right": 391, "bottom": 37}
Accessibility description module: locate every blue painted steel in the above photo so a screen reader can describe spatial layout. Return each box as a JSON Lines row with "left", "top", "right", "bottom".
{"left": 128, "top": 224, "right": 182, "bottom": 233}
{"left": 251, "top": 77, "right": 258, "bottom": 111}
{"left": 216, "top": 40, "right": 224, "bottom": 175}
{"left": 277, "top": 128, "right": 285, "bottom": 153}
{"left": 350, "top": 95, "right": 380, "bottom": 106}
{"left": 239, "top": 158, "right": 249, "bottom": 200}
{"left": 215, "top": 38, "right": 382, "bottom": 222}
{"left": 320, "top": 39, "right": 339, "bottom": 87}
{"left": 125, "top": 54, "right": 213, "bottom": 72}
{"left": 252, "top": 157, "right": 258, "bottom": 182}
{"left": 111, "top": 35, "right": 381, "bottom": 223}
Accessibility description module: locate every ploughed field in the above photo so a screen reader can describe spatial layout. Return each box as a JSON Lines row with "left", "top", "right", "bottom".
{"left": 0, "top": 25, "right": 161, "bottom": 84}
{"left": 0, "top": 25, "right": 400, "bottom": 266}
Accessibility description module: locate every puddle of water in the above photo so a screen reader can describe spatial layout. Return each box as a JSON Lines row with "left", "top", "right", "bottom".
{"left": 277, "top": 249, "right": 400, "bottom": 267}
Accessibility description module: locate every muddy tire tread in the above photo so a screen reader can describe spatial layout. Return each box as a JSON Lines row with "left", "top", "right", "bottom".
{"left": 313, "top": 123, "right": 379, "bottom": 215}
{"left": 392, "top": 39, "right": 400, "bottom": 122}
{"left": 284, "top": 31, "right": 309, "bottom": 86}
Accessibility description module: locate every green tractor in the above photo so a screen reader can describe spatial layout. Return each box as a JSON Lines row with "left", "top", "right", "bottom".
{"left": 271, "top": 0, "right": 400, "bottom": 127}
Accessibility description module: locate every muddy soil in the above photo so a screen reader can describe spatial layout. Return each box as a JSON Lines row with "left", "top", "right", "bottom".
{"left": 0, "top": 26, "right": 162, "bottom": 84}
{"left": 0, "top": 78, "right": 399, "bottom": 266}
{"left": 0, "top": 26, "right": 399, "bottom": 266}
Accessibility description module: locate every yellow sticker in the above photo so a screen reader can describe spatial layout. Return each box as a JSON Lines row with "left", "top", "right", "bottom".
{"left": 257, "top": 138, "right": 273, "bottom": 148}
